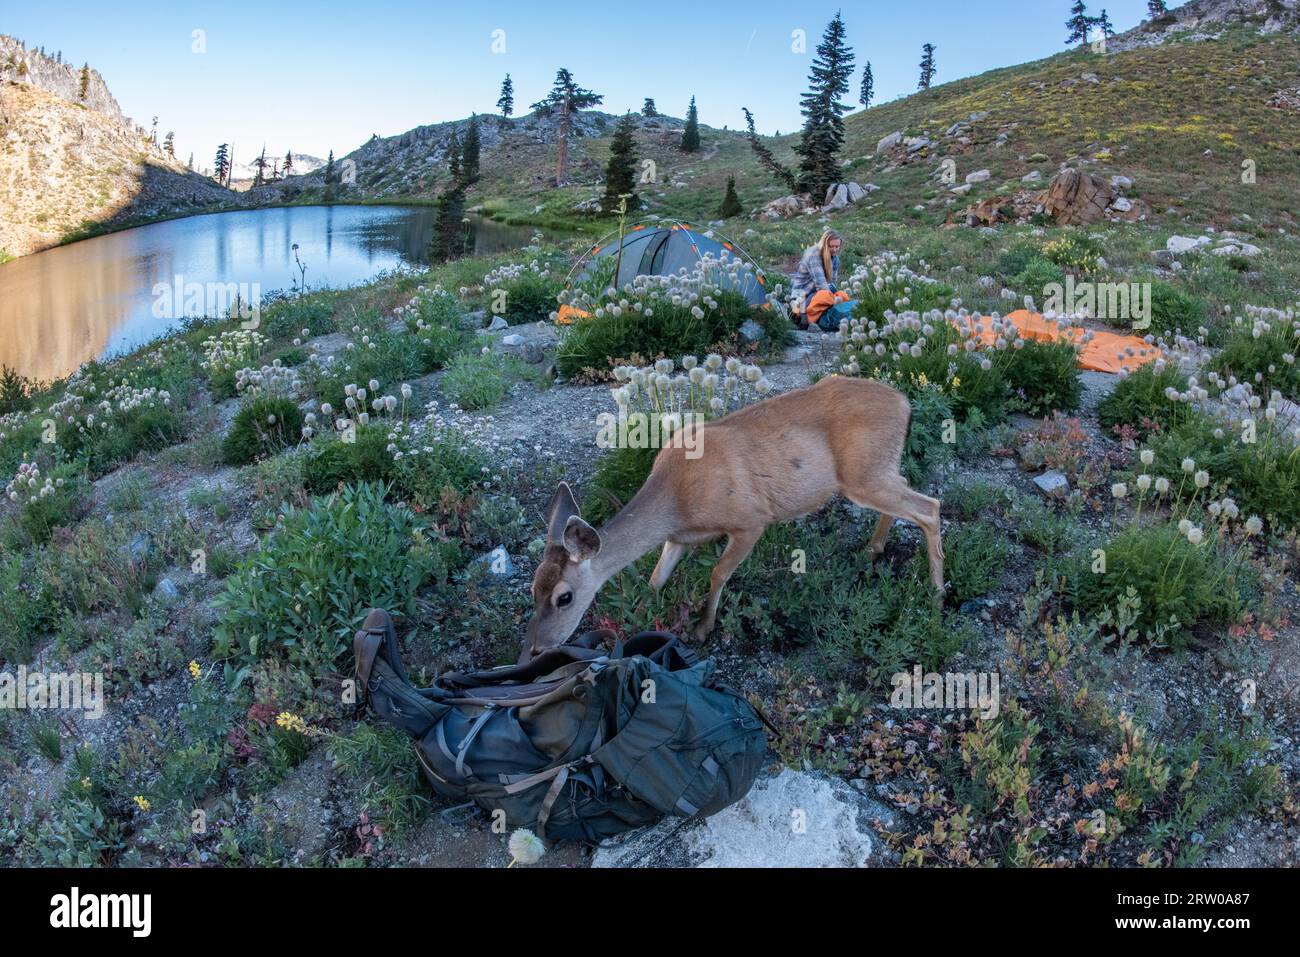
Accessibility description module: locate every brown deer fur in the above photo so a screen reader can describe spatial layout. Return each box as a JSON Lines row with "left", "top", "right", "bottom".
{"left": 523, "top": 376, "right": 945, "bottom": 658}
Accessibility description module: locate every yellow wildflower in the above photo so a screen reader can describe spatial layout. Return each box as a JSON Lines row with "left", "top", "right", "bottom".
{"left": 276, "top": 712, "right": 309, "bottom": 734}
{"left": 133, "top": 795, "right": 151, "bottom": 812}
{"left": 188, "top": 660, "right": 201, "bottom": 680}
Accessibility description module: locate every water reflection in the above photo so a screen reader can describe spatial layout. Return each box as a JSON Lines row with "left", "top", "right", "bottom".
{"left": 0, "top": 205, "right": 543, "bottom": 383}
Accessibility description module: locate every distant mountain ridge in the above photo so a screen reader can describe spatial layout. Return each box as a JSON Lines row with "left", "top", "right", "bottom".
{"left": 0, "top": 35, "right": 235, "bottom": 259}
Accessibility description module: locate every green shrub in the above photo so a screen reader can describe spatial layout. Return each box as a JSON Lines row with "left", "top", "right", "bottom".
{"left": 556, "top": 258, "right": 790, "bottom": 380}
{"left": 1013, "top": 256, "right": 1066, "bottom": 292}
{"left": 0, "top": 554, "right": 48, "bottom": 663}
{"left": 305, "top": 326, "right": 428, "bottom": 410}
{"left": 1098, "top": 361, "right": 1190, "bottom": 438}
{"left": 302, "top": 425, "right": 395, "bottom": 493}
{"left": 585, "top": 445, "right": 658, "bottom": 526}
{"left": 261, "top": 293, "right": 338, "bottom": 340}
{"left": 1148, "top": 281, "right": 1208, "bottom": 339}
{"left": 212, "top": 483, "right": 452, "bottom": 670}
{"left": 1210, "top": 308, "right": 1300, "bottom": 402}
{"left": 944, "top": 521, "right": 1014, "bottom": 605}
{"left": 222, "top": 397, "right": 304, "bottom": 465}
{"left": 3, "top": 459, "right": 87, "bottom": 545}
{"left": 0, "top": 366, "right": 35, "bottom": 416}
{"left": 1004, "top": 338, "right": 1082, "bottom": 415}
{"left": 480, "top": 261, "right": 564, "bottom": 325}
{"left": 440, "top": 350, "right": 515, "bottom": 411}
{"left": 1146, "top": 412, "right": 1300, "bottom": 530}
{"left": 993, "top": 244, "right": 1037, "bottom": 280}
{"left": 1072, "top": 521, "right": 1251, "bottom": 648}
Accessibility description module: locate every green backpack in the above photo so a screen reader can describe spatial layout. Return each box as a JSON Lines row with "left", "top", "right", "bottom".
{"left": 353, "top": 608, "right": 770, "bottom": 843}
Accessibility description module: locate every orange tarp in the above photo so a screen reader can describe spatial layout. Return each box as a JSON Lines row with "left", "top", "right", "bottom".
{"left": 968, "top": 309, "right": 1161, "bottom": 375}
{"left": 556, "top": 304, "right": 589, "bottom": 326}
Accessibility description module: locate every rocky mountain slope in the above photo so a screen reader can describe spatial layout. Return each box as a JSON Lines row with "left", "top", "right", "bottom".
{"left": 0, "top": 36, "right": 234, "bottom": 259}
{"left": 260, "top": 7, "right": 1300, "bottom": 238}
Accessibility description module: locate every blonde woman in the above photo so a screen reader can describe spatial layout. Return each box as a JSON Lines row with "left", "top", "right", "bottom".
{"left": 791, "top": 229, "right": 849, "bottom": 330}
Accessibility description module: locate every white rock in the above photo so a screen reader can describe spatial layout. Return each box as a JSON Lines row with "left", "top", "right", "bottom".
{"left": 1166, "top": 235, "right": 1211, "bottom": 253}
{"left": 1033, "top": 471, "right": 1070, "bottom": 499}
{"left": 965, "top": 169, "right": 992, "bottom": 184}
{"left": 876, "top": 131, "right": 904, "bottom": 154}
{"left": 501, "top": 334, "right": 524, "bottom": 347}
{"left": 591, "top": 769, "right": 888, "bottom": 869}
{"left": 1111, "top": 196, "right": 1133, "bottom": 212}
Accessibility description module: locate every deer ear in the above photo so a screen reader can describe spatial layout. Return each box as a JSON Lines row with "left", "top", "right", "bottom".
{"left": 546, "top": 482, "right": 580, "bottom": 543}
{"left": 562, "top": 515, "right": 601, "bottom": 563}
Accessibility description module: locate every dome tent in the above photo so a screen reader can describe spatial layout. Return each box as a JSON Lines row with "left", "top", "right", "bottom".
{"left": 564, "top": 219, "right": 770, "bottom": 309}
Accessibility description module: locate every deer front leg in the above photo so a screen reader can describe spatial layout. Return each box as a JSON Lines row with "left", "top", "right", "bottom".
{"left": 692, "top": 528, "right": 763, "bottom": 641}
{"left": 649, "top": 541, "right": 689, "bottom": 592}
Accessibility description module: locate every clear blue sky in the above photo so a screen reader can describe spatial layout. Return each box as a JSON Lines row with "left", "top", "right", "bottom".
{"left": 6, "top": 0, "right": 1184, "bottom": 172}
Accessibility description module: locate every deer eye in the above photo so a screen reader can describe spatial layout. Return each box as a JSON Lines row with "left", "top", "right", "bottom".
{"left": 556, "top": 591, "right": 573, "bottom": 608}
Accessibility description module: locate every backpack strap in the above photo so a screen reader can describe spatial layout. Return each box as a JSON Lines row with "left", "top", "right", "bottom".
{"left": 354, "top": 608, "right": 402, "bottom": 703}
{"left": 617, "top": 631, "right": 698, "bottom": 670}
{"left": 440, "top": 644, "right": 603, "bottom": 691}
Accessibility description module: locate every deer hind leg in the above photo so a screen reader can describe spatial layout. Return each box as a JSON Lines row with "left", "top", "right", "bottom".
{"left": 846, "top": 479, "right": 945, "bottom": 596}
{"left": 693, "top": 528, "right": 763, "bottom": 641}
{"left": 868, "top": 511, "right": 895, "bottom": 561}
{"left": 650, "top": 541, "right": 690, "bottom": 592}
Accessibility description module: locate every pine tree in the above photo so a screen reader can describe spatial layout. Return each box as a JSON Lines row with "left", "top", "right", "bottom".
{"left": 860, "top": 62, "right": 874, "bottom": 109}
{"left": 150, "top": 116, "right": 158, "bottom": 144}
{"left": 642, "top": 98, "right": 658, "bottom": 117}
{"left": 446, "top": 129, "right": 461, "bottom": 183}
{"left": 324, "top": 149, "right": 337, "bottom": 199}
{"left": 602, "top": 113, "right": 639, "bottom": 214}
{"left": 680, "top": 96, "right": 701, "bottom": 153}
{"left": 1098, "top": 8, "right": 1115, "bottom": 38}
{"left": 719, "top": 175, "right": 742, "bottom": 218}
{"left": 918, "top": 44, "right": 937, "bottom": 91}
{"left": 187, "top": 153, "right": 194, "bottom": 171}
{"left": 1147, "top": 0, "right": 1168, "bottom": 18}
{"left": 743, "top": 107, "right": 797, "bottom": 191}
{"left": 78, "top": 63, "right": 90, "bottom": 101}
{"left": 283, "top": 150, "right": 294, "bottom": 176}
{"left": 213, "top": 144, "right": 230, "bottom": 186}
{"left": 795, "top": 13, "right": 855, "bottom": 198}
{"left": 531, "top": 68, "right": 603, "bottom": 186}
{"left": 163, "top": 131, "right": 175, "bottom": 157}
{"left": 461, "top": 114, "right": 481, "bottom": 185}
{"left": 429, "top": 185, "right": 467, "bottom": 262}
{"left": 497, "top": 74, "right": 514, "bottom": 118}
{"left": 253, "top": 146, "right": 269, "bottom": 187}
{"left": 1066, "top": 1, "right": 1092, "bottom": 46}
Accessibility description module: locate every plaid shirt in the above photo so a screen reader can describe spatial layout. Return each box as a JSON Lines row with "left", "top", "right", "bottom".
{"left": 790, "top": 245, "right": 838, "bottom": 310}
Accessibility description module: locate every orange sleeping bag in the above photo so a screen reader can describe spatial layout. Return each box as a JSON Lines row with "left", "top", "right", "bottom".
{"left": 966, "top": 309, "right": 1161, "bottom": 374}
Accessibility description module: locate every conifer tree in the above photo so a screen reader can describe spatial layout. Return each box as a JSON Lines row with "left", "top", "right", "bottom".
{"left": 283, "top": 150, "right": 294, "bottom": 176}
{"left": 461, "top": 114, "right": 481, "bottom": 185}
{"left": 602, "top": 113, "right": 639, "bottom": 214}
{"left": 742, "top": 107, "right": 796, "bottom": 191}
{"left": 719, "top": 175, "right": 742, "bottom": 218}
{"left": 642, "top": 98, "right": 658, "bottom": 117}
{"left": 429, "top": 185, "right": 467, "bottom": 262}
{"left": 680, "top": 95, "right": 701, "bottom": 153}
{"left": 1147, "top": 0, "right": 1168, "bottom": 18}
{"left": 78, "top": 63, "right": 89, "bottom": 101}
{"left": 794, "top": 12, "right": 855, "bottom": 198}
{"left": 531, "top": 68, "right": 603, "bottom": 186}
{"left": 1066, "top": 1, "right": 1092, "bottom": 46}
{"left": 213, "top": 144, "right": 230, "bottom": 186}
{"left": 918, "top": 44, "right": 937, "bottom": 90}
{"left": 860, "top": 61, "right": 874, "bottom": 109}
{"left": 497, "top": 74, "right": 514, "bottom": 118}
{"left": 163, "top": 131, "right": 175, "bottom": 157}
{"left": 446, "top": 129, "right": 461, "bottom": 183}
{"left": 1097, "top": 8, "right": 1116, "bottom": 39}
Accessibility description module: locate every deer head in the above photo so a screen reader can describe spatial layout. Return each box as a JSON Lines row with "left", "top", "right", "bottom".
{"left": 524, "top": 483, "right": 603, "bottom": 658}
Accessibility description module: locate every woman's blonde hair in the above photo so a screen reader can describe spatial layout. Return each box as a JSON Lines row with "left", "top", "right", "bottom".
{"left": 817, "top": 229, "right": 842, "bottom": 283}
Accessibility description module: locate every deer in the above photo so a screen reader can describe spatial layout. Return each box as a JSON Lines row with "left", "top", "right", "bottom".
{"left": 523, "top": 375, "right": 945, "bottom": 660}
